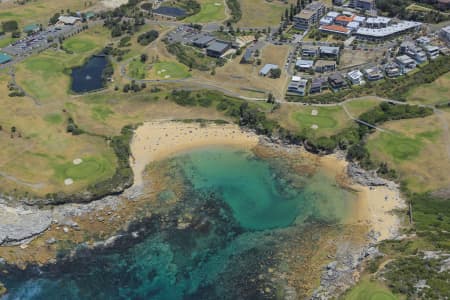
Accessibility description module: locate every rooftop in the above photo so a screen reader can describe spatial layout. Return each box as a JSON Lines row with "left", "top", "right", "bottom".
{"left": 320, "top": 24, "right": 351, "bottom": 34}
{"left": 327, "top": 11, "right": 340, "bottom": 18}
{"left": 194, "top": 35, "right": 215, "bottom": 45}
{"left": 296, "top": 59, "right": 314, "bottom": 68}
{"left": 336, "top": 15, "right": 355, "bottom": 23}
{"left": 356, "top": 21, "right": 421, "bottom": 37}
{"left": 296, "top": 10, "right": 315, "bottom": 19}
{"left": 207, "top": 41, "right": 230, "bottom": 53}
{"left": 315, "top": 60, "right": 336, "bottom": 67}
{"left": 259, "top": 64, "right": 279, "bottom": 75}
{"left": 58, "top": 16, "right": 81, "bottom": 24}
{"left": 320, "top": 46, "right": 340, "bottom": 54}
{"left": 0, "top": 52, "right": 12, "bottom": 64}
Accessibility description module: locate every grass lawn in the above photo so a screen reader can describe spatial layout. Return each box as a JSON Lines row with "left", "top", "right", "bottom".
{"left": 366, "top": 114, "right": 450, "bottom": 192}
{"left": 128, "top": 59, "right": 147, "bottom": 79}
{"left": 44, "top": 113, "right": 64, "bottom": 124}
{"left": 0, "top": 36, "right": 17, "bottom": 48}
{"left": 237, "top": 0, "right": 295, "bottom": 27}
{"left": 344, "top": 98, "right": 381, "bottom": 117}
{"left": 148, "top": 61, "right": 191, "bottom": 79}
{"left": 63, "top": 38, "right": 97, "bottom": 53}
{"left": 344, "top": 278, "right": 397, "bottom": 300}
{"left": 184, "top": 0, "right": 226, "bottom": 23}
{"left": 92, "top": 105, "right": 114, "bottom": 121}
{"left": 63, "top": 26, "right": 110, "bottom": 54}
{"left": 52, "top": 156, "right": 115, "bottom": 182}
{"left": 406, "top": 72, "right": 450, "bottom": 105}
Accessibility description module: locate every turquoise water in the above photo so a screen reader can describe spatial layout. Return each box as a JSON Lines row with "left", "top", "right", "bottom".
{"left": 1, "top": 147, "right": 355, "bottom": 299}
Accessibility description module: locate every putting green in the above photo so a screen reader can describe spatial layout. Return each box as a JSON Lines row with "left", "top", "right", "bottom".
{"left": 367, "top": 132, "right": 423, "bottom": 162}
{"left": 150, "top": 61, "right": 190, "bottom": 79}
{"left": 63, "top": 38, "right": 97, "bottom": 53}
{"left": 292, "top": 107, "right": 340, "bottom": 129}
{"left": 53, "top": 156, "right": 114, "bottom": 182}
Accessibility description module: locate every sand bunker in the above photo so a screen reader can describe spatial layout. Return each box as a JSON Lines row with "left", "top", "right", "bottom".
{"left": 73, "top": 158, "right": 83, "bottom": 165}
{"left": 311, "top": 124, "right": 318, "bottom": 130}
{"left": 311, "top": 109, "right": 318, "bottom": 116}
{"left": 64, "top": 178, "right": 74, "bottom": 185}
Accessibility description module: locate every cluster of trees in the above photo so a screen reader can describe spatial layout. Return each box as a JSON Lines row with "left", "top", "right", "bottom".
{"left": 166, "top": 42, "right": 223, "bottom": 71}
{"left": 66, "top": 117, "right": 83, "bottom": 135}
{"left": 359, "top": 102, "right": 433, "bottom": 125}
{"left": 7, "top": 82, "right": 25, "bottom": 97}
{"left": 178, "top": 0, "right": 201, "bottom": 16}
{"left": 376, "top": 0, "right": 450, "bottom": 23}
{"left": 169, "top": 90, "right": 214, "bottom": 107}
{"left": 226, "top": 0, "right": 242, "bottom": 23}
{"left": 123, "top": 80, "right": 146, "bottom": 93}
{"left": 1, "top": 20, "right": 18, "bottom": 32}
{"left": 103, "top": 45, "right": 130, "bottom": 61}
{"left": 137, "top": 30, "right": 159, "bottom": 46}
{"left": 269, "top": 68, "right": 281, "bottom": 78}
{"left": 98, "top": 0, "right": 146, "bottom": 37}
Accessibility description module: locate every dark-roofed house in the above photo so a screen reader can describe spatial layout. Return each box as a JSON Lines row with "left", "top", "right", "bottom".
{"left": 310, "top": 77, "right": 328, "bottom": 94}
{"left": 295, "top": 59, "right": 314, "bottom": 71}
{"left": 0, "top": 53, "right": 12, "bottom": 64}
{"left": 328, "top": 73, "right": 347, "bottom": 89}
{"left": 206, "top": 41, "right": 230, "bottom": 58}
{"left": 301, "top": 46, "right": 319, "bottom": 57}
{"left": 314, "top": 60, "right": 336, "bottom": 73}
{"left": 319, "top": 46, "right": 340, "bottom": 59}
{"left": 193, "top": 35, "right": 215, "bottom": 48}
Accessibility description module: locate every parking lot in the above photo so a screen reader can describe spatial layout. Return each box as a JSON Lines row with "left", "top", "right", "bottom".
{"left": 1, "top": 24, "right": 82, "bottom": 58}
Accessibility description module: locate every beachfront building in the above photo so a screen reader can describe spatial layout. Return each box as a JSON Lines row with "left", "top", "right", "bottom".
{"left": 295, "top": 59, "right": 314, "bottom": 71}
{"left": 364, "top": 67, "right": 384, "bottom": 81}
{"left": 347, "top": 70, "right": 364, "bottom": 85}
{"left": 287, "top": 76, "right": 308, "bottom": 96}
{"left": 384, "top": 63, "right": 401, "bottom": 77}
{"left": 319, "top": 46, "right": 340, "bottom": 59}
{"left": 310, "top": 77, "right": 328, "bottom": 94}
{"left": 355, "top": 21, "right": 422, "bottom": 42}
{"left": 328, "top": 73, "right": 347, "bottom": 89}
{"left": 440, "top": 26, "right": 450, "bottom": 44}
{"left": 302, "top": 46, "right": 319, "bottom": 58}
{"left": 293, "top": 2, "right": 326, "bottom": 31}
{"left": 259, "top": 64, "right": 279, "bottom": 76}
{"left": 424, "top": 45, "right": 440, "bottom": 59}
{"left": 396, "top": 55, "right": 417, "bottom": 73}
{"left": 206, "top": 41, "right": 230, "bottom": 58}
{"left": 314, "top": 60, "right": 336, "bottom": 73}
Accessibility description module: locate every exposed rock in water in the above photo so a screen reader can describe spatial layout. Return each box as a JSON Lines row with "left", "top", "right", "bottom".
{"left": 0, "top": 281, "right": 6, "bottom": 296}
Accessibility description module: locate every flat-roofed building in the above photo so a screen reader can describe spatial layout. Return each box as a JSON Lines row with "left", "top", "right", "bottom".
{"left": 193, "top": 35, "right": 215, "bottom": 48}
{"left": 57, "top": 16, "right": 81, "bottom": 25}
{"left": 310, "top": 77, "right": 328, "bottom": 93}
{"left": 319, "top": 24, "right": 351, "bottom": 36}
{"left": 347, "top": 21, "right": 360, "bottom": 31}
{"left": 350, "top": 0, "right": 375, "bottom": 11}
{"left": 328, "top": 73, "right": 347, "bottom": 89}
{"left": 364, "top": 67, "right": 384, "bottom": 81}
{"left": 384, "top": 63, "right": 401, "bottom": 77}
{"left": 424, "top": 45, "right": 440, "bottom": 59}
{"left": 327, "top": 11, "right": 340, "bottom": 19}
{"left": 440, "top": 26, "right": 450, "bottom": 44}
{"left": 319, "top": 46, "right": 340, "bottom": 58}
{"left": 396, "top": 55, "right": 417, "bottom": 73}
{"left": 347, "top": 70, "right": 364, "bottom": 85}
{"left": 320, "top": 16, "right": 334, "bottom": 26}
{"left": 335, "top": 15, "right": 355, "bottom": 26}
{"left": 302, "top": 46, "right": 319, "bottom": 57}
{"left": 315, "top": 60, "right": 336, "bottom": 73}
{"left": 355, "top": 21, "right": 422, "bottom": 42}
{"left": 365, "top": 17, "right": 391, "bottom": 28}
{"left": 259, "top": 64, "right": 279, "bottom": 76}
{"left": 288, "top": 76, "right": 309, "bottom": 96}
{"left": 0, "top": 53, "right": 12, "bottom": 64}
{"left": 295, "top": 59, "right": 314, "bottom": 71}
{"left": 293, "top": 1, "right": 326, "bottom": 31}
{"left": 206, "top": 41, "right": 231, "bottom": 57}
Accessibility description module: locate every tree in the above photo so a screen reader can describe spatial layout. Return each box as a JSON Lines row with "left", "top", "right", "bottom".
{"left": 269, "top": 68, "right": 281, "bottom": 78}
{"left": 2, "top": 20, "right": 18, "bottom": 32}
{"left": 267, "top": 93, "right": 275, "bottom": 104}
{"left": 140, "top": 53, "right": 148, "bottom": 62}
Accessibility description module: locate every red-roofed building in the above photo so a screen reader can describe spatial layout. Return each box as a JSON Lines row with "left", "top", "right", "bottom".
{"left": 319, "top": 25, "right": 351, "bottom": 36}
{"left": 335, "top": 15, "right": 355, "bottom": 26}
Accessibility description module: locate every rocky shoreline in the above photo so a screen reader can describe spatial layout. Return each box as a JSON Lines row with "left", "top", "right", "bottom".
{"left": 0, "top": 128, "right": 405, "bottom": 299}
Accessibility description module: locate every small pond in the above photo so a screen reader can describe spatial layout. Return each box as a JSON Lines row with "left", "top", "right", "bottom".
{"left": 71, "top": 55, "right": 108, "bottom": 93}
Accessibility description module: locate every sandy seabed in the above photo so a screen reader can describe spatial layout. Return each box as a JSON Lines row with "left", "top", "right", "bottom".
{"left": 131, "top": 121, "right": 406, "bottom": 243}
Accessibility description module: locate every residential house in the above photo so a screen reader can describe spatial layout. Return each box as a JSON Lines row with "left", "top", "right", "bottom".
{"left": 333, "top": 0, "right": 344, "bottom": 5}
{"left": 396, "top": 55, "right": 417, "bottom": 73}
{"left": 319, "top": 46, "right": 340, "bottom": 59}
{"left": 350, "top": 0, "right": 375, "bottom": 11}
{"left": 416, "top": 36, "right": 431, "bottom": 45}
{"left": 310, "top": 77, "right": 328, "bottom": 94}
{"left": 315, "top": 60, "right": 336, "bottom": 73}
{"left": 440, "top": 26, "right": 450, "bottom": 44}
{"left": 259, "top": 64, "right": 279, "bottom": 76}
{"left": 364, "top": 67, "right": 384, "bottom": 81}
{"left": 295, "top": 59, "right": 314, "bottom": 71}
{"left": 301, "top": 46, "right": 319, "bottom": 57}
{"left": 287, "top": 76, "right": 308, "bottom": 96}
{"left": 424, "top": 45, "right": 440, "bottom": 59}
{"left": 400, "top": 42, "right": 427, "bottom": 63}
{"left": 293, "top": 2, "right": 326, "bottom": 31}
{"left": 328, "top": 73, "right": 347, "bottom": 89}
{"left": 347, "top": 70, "right": 364, "bottom": 85}
{"left": 384, "top": 63, "right": 401, "bottom": 77}
{"left": 206, "top": 41, "right": 231, "bottom": 57}
{"left": 438, "top": 0, "right": 450, "bottom": 10}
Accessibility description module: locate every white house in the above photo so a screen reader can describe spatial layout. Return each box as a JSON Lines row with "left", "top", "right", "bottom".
{"left": 347, "top": 70, "right": 364, "bottom": 85}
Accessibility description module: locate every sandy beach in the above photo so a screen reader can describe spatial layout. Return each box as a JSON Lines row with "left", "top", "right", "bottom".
{"left": 130, "top": 121, "right": 259, "bottom": 187}
{"left": 320, "top": 154, "right": 406, "bottom": 242}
